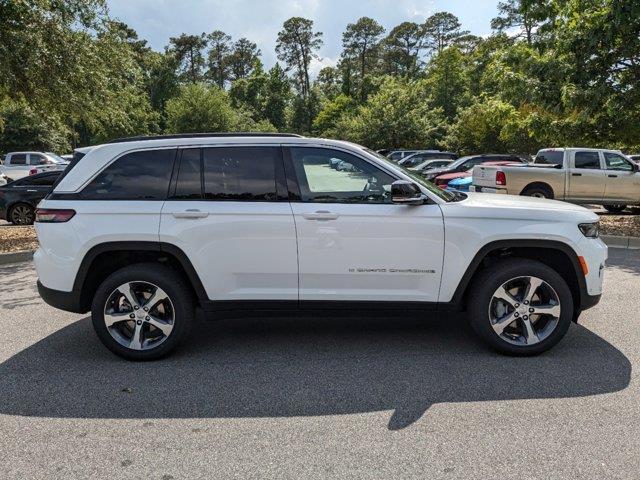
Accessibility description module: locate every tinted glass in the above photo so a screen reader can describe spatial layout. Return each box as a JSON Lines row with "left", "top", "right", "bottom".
{"left": 173, "top": 149, "right": 202, "bottom": 199}
{"left": 30, "top": 154, "right": 47, "bottom": 165}
{"left": 290, "top": 147, "right": 395, "bottom": 204}
{"left": 22, "top": 174, "right": 59, "bottom": 186}
{"left": 574, "top": 152, "right": 601, "bottom": 169}
{"left": 10, "top": 154, "right": 26, "bottom": 165}
{"left": 534, "top": 150, "right": 564, "bottom": 166}
{"left": 604, "top": 152, "right": 633, "bottom": 171}
{"left": 203, "top": 146, "right": 279, "bottom": 201}
{"left": 81, "top": 149, "right": 176, "bottom": 200}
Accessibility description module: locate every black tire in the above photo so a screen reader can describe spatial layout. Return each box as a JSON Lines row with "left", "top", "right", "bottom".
{"left": 467, "top": 258, "right": 574, "bottom": 356}
{"left": 91, "top": 263, "right": 194, "bottom": 361}
{"left": 604, "top": 204, "right": 627, "bottom": 213}
{"left": 521, "top": 185, "right": 553, "bottom": 199}
{"left": 9, "top": 203, "right": 35, "bottom": 225}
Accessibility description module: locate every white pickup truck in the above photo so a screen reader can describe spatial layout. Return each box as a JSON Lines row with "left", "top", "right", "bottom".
{"left": 0, "top": 151, "right": 69, "bottom": 182}
{"left": 471, "top": 148, "right": 640, "bottom": 212}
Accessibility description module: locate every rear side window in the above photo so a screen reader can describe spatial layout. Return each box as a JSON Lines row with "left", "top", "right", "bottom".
{"left": 574, "top": 152, "right": 601, "bottom": 170}
{"left": 81, "top": 149, "right": 176, "bottom": 200}
{"left": 202, "top": 146, "right": 279, "bottom": 201}
{"left": 9, "top": 154, "right": 26, "bottom": 165}
{"left": 534, "top": 151, "right": 564, "bottom": 166}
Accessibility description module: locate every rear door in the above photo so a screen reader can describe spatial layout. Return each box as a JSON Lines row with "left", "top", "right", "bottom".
{"left": 567, "top": 151, "right": 606, "bottom": 203}
{"left": 159, "top": 145, "right": 298, "bottom": 302}
{"left": 602, "top": 152, "right": 640, "bottom": 203}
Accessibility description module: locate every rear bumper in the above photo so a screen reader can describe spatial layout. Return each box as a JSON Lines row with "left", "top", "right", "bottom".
{"left": 469, "top": 186, "right": 508, "bottom": 194}
{"left": 37, "top": 280, "right": 86, "bottom": 314}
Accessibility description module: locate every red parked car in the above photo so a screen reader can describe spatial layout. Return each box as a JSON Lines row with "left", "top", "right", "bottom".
{"left": 433, "top": 161, "right": 525, "bottom": 189}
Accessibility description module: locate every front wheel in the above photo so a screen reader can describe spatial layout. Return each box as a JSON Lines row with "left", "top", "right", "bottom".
{"left": 9, "top": 203, "right": 35, "bottom": 225}
{"left": 467, "top": 258, "right": 574, "bottom": 356}
{"left": 91, "top": 263, "right": 194, "bottom": 360}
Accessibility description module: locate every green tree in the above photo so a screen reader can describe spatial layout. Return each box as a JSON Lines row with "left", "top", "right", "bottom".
{"left": 262, "top": 64, "right": 291, "bottom": 130}
{"left": 380, "top": 22, "right": 427, "bottom": 77}
{"left": 491, "top": 0, "right": 550, "bottom": 45}
{"left": 425, "top": 47, "right": 469, "bottom": 120}
{"left": 341, "top": 17, "right": 385, "bottom": 100}
{"left": 315, "top": 66, "right": 342, "bottom": 99}
{"left": 424, "top": 12, "right": 469, "bottom": 54}
{"left": 276, "top": 17, "right": 323, "bottom": 98}
{"left": 206, "top": 30, "right": 232, "bottom": 88}
{"left": 165, "top": 84, "right": 235, "bottom": 133}
{"left": 313, "top": 94, "right": 357, "bottom": 137}
{"left": 168, "top": 33, "right": 207, "bottom": 84}
{"left": 337, "top": 77, "right": 447, "bottom": 149}
{"left": 228, "top": 38, "right": 261, "bottom": 80}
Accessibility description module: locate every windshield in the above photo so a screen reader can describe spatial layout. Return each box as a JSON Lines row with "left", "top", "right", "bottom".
{"left": 45, "top": 152, "right": 67, "bottom": 163}
{"left": 364, "top": 148, "right": 456, "bottom": 202}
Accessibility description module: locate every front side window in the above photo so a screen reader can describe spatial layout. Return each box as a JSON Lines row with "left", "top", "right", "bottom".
{"left": 30, "top": 154, "right": 47, "bottom": 165}
{"left": 290, "top": 147, "right": 395, "bottom": 204}
{"left": 604, "top": 152, "right": 634, "bottom": 172}
{"left": 203, "top": 146, "right": 279, "bottom": 201}
{"left": 81, "top": 149, "right": 176, "bottom": 200}
{"left": 574, "top": 152, "right": 601, "bottom": 170}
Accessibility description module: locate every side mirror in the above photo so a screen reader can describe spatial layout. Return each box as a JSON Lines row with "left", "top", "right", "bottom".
{"left": 392, "top": 180, "right": 424, "bottom": 205}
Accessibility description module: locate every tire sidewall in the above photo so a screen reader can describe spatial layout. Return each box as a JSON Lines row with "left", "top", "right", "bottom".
{"left": 91, "top": 263, "right": 193, "bottom": 361}
{"left": 469, "top": 259, "right": 574, "bottom": 356}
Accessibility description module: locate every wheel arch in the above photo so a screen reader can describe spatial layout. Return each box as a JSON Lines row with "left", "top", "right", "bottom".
{"left": 451, "top": 240, "right": 587, "bottom": 314}
{"left": 521, "top": 182, "right": 554, "bottom": 198}
{"left": 73, "top": 241, "right": 208, "bottom": 313}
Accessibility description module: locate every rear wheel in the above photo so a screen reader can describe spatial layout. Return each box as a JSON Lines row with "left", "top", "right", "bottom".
{"left": 467, "top": 258, "right": 573, "bottom": 356}
{"left": 521, "top": 185, "right": 553, "bottom": 199}
{"left": 604, "top": 204, "right": 627, "bottom": 213}
{"left": 9, "top": 203, "right": 35, "bottom": 225}
{"left": 91, "top": 263, "right": 194, "bottom": 360}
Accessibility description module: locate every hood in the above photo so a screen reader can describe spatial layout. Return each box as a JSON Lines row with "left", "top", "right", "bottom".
{"left": 442, "top": 192, "right": 599, "bottom": 223}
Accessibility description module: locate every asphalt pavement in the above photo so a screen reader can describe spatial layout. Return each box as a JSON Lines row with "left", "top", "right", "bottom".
{"left": 0, "top": 249, "right": 638, "bottom": 479}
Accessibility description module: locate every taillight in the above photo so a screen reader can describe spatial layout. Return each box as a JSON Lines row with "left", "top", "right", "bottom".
{"left": 35, "top": 208, "right": 76, "bottom": 223}
{"left": 496, "top": 170, "right": 507, "bottom": 186}
{"left": 29, "top": 168, "right": 37, "bottom": 175}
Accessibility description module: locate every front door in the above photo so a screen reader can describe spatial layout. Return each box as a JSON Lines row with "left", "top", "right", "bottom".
{"left": 567, "top": 151, "right": 606, "bottom": 203}
{"left": 602, "top": 152, "right": 640, "bottom": 204}
{"left": 286, "top": 146, "right": 444, "bottom": 303}
{"left": 160, "top": 146, "right": 298, "bottom": 301}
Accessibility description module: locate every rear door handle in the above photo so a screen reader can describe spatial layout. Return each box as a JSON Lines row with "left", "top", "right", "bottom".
{"left": 302, "top": 210, "right": 339, "bottom": 221}
{"left": 26, "top": 189, "right": 38, "bottom": 192}
{"left": 172, "top": 209, "right": 209, "bottom": 219}
{"left": 571, "top": 173, "right": 582, "bottom": 176}
{"left": 608, "top": 174, "right": 618, "bottom": 178}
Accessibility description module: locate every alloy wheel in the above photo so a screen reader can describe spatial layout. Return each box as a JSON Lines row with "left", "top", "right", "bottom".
{"left": 103, "top": 281, "right": 175, "bottom": 351}
{"left": 11, "top": 205, "right": 34, "bottom": 224}
{"left": 488, "top": 276, "right": 561, "bottom": 346}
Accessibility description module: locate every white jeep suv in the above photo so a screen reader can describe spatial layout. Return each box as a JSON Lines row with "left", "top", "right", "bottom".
{"left": 34, "top": 134, "right": 607, "bottom": 360}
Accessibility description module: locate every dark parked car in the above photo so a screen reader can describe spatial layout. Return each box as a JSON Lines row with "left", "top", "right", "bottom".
{"left": 397, "top": 151, "right": 458, "bottom": 168}
{"left": 0, "top": 171, "right": 60, "bottom": 224}
{"left": 422, "top": 154, "right": 528, "bottom": 182}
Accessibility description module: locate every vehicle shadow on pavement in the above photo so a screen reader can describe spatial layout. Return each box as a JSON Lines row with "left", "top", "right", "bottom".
{"left": 606, "top": 249, "right": 640, "bottom": 276}
{"left": 0, "top": 314, "right": 631, "bottom": 430}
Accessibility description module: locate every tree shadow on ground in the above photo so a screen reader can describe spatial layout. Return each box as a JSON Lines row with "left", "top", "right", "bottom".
{"left": 0, "top": 313, "right": 630, "bottom": 430}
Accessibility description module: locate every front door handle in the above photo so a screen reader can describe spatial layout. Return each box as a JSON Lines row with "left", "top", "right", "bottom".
{"left": 172, "top": 209, "right": 209, "bottom": 219}
{"left": 572, "top": 173, "right": 582, "bottom": 176}
{"left": 608, "top": 174, "right": 618, "bottom": 178}
{"left": 302, "top": 210, "right": 339, "bottom": 221}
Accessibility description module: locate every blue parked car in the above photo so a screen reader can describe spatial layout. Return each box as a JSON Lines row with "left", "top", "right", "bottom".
{"left": 446, "top": 176, "right": 472, "bottom": 192}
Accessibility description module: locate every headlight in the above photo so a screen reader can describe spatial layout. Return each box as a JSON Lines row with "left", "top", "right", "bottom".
{"left": 578, "top": 222, "right": 599, "bottom": 238}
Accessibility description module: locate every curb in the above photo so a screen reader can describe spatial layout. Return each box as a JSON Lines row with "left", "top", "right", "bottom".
{"left": 0, "top": 250, "right": 35, "bottom": 266}
{"left": 601, "top": 235, "right": 640, "bottom": 250}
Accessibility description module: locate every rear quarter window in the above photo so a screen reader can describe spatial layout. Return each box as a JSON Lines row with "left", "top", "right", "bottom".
{"left": 534, "top": 150, "right": 564, "bottom": 166}
{"left": 81, "top": 149, "right": 176, "bottom": 200}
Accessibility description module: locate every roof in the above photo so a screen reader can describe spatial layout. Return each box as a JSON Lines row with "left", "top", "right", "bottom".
{"left": 107, "top": 133, "right": 303, "bottom": 144}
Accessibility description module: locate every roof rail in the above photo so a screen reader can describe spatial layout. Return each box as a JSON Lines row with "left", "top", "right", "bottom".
{"left": 106, "top": 132, "right": 303, "bottom": 144}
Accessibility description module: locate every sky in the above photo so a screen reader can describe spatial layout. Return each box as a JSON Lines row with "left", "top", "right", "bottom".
{"left": 107, "top": 0, "right": 499, "bottom": 75}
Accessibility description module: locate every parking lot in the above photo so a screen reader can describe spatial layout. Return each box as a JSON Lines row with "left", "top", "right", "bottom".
{"left": 0, "top": 248, "right": 637, "bottom": 479}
